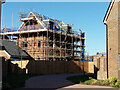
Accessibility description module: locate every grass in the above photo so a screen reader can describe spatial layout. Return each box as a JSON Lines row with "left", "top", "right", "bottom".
{"left": 66, "top": 75, "right": 120, "bottom": 88}
{"left": 66, "top": 74, "right": 94, "bottom": 84}
{"left": 3, "top": 73, "right": 42, "bottom": 90}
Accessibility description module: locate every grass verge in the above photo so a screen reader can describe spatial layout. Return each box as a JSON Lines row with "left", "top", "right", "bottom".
{"left": 66, "top": 75, "right": 120, "bottom": 88}
{"left": 66, "top": 74, "right": 94, "bottom": 84}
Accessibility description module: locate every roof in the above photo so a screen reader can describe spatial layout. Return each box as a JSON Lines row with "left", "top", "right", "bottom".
{"left": 19, "top": 12, "right": 74, "bottom": 34}
{"left": 1, "top": 12, "right": 84, "bottom": 38}
{"left": 0, "top": 40, "right": 30, "bottom": 59}
{"left": 32, "top": 12, "right": 65, "bottom": 29}
{"left": 103, "top": 0, "right": 115, "bottom": 23}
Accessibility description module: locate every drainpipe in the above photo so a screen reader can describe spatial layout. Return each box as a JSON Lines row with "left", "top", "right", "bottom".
{"left": 104, "top": 23, "right": 108, "bottom": 79}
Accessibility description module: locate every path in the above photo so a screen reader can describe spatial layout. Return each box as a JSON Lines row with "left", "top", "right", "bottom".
{"left": 23, "top": 73, "right": 113, "bottom": 89}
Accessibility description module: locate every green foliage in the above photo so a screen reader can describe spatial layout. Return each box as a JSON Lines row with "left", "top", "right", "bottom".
{"left": 90, "top": 79, "right": 98, "bottom": 85}
{"left": 84, "top": 80, "right": 93, "bottom": 85}
{"left": 67, "top": 75, "right": 120, "bottom": 88}
{"left": 85, "top": 79, "right": 102, "bottom": 85}
{"left": 108, "top": 77, "right": 117, "bottom": 86}
{"left": 66, "top": 75, "right": 94, "bottom": 84}
{"left": 108, "top": 77, "right": 117, "bottom": 83}
{"left": 3, "top": 82, "right": 11, "bottom": 89}
{"left": 89, "top": 77, "right": 93, "bottom": 80}
{"left": 115, "top": 80, "right": 120, "bottom": 88}
{"left": 100, "top": 79, "right": 109, "bottom": 86}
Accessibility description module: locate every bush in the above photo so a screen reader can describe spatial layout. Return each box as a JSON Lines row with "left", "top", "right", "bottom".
{"left": 84, "top": 79, "right": 99, "bottom": 85}
{"left": 84, "top": 80, "right": 93, "bottom": 85}
{"left": 89, "top": 77, "right": 93, "bottom": 80}
{"left": 115, "top": 80, "right": 120, "bottom": 88}
{"left": 91, "top": 79, "right": 98, "bottom": 85}
{"left": 108, "top": 77, "right": 117, "bottom": 86}
{"left": 108, "top": 77, "right": 117, "bottom": 83}
{"left": 67, "top": 75, "right": 120, "bottom": 88}
{"left": 3, "top": 82, "right": 11, "bottom": 89}
{"left": 101, "top": 79, "right": 109, "bottom": 86}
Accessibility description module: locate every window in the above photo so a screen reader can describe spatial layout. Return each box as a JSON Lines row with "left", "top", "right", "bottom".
{"left": 22, "top": 41, "right": 27, "bottom": 48}
{"left": 37, "top": 40, "right": 41, "bottom": 48}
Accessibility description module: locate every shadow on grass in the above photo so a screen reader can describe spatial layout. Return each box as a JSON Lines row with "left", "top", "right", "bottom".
{"left": 66, "top": 74, "right": 94, "bottom": 84}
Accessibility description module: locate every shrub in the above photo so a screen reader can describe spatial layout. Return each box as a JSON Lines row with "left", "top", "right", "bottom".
{"left": 91, "top": 79, "right": 98, "bottom": 85}
{"left": 108, "top": 77, "right": 117, "bottom": 86}
{"left": 84, "top": 79, "right": 98, "bottom": 85}
{"left": 89, "top": 77, "right": 93, "bottom": 80}
{"left": 101, "top": 79, "right": 109, "bottom": 86}
{"left": 3, "top": 82, "right": 11, "bottom": 89}
{"left": 108, "top": 77, "right": 117, "bottom": 83}
{"left": 115, "top": 80, "right": 120, "bottom": 88}
{"left": 84, "top": 80, "right": 92, "bottom": 85}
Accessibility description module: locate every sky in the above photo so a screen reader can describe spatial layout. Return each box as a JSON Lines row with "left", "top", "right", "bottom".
{"left": 6, "top": 0, "right": 111, "bottom": 2}
{"left": 1, "top": 2, "right": 110, "bottom": 56}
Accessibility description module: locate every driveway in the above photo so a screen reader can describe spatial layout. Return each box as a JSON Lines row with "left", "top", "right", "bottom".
{"left": 23, "top": 73, "right": 113, "bottom": 89}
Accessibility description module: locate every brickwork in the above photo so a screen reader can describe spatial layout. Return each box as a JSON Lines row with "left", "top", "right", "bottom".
{"left": 97, "top": 55, "right": 107, "bottom": 80}
{"left": 93, "top": 54, "right": 103, "bottom": 70}
{"left": 106, "top": 2, "right": 119, "bottom": 79}
{"left": 93, "top": 54, "right": 107, "bottom": 80}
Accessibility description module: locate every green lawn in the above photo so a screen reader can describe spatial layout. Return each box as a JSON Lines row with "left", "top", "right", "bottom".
{"left": 66, "top": 74, "right": 94, "bottom": 84}
{"left": 66, "top": 75, "right": 120, "bottom": 88}
{"left": 3, "top": 74, "right": 42, "bottom": 89}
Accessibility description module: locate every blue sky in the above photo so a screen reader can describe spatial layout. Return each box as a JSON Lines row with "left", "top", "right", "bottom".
{"left": 6, "top": 0, "right": 111, "bottom": 2}
{"left": 1, "top": 2, "right": 110, "bottom": 55}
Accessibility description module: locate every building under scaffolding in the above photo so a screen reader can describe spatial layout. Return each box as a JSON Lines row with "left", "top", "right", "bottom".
{"left": 1, "top": 11, "right": 85, "bottom": 61}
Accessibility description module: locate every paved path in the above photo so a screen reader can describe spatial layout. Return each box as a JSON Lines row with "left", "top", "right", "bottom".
{"left": 24, "top": 73, "right": 113, "bottom": 89}
{"left": 59, "top": 84, "right": 113, "bottom": 89}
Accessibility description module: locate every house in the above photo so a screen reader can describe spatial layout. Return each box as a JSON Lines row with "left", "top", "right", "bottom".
{"left": 1, "top": 12, "right": 85, "bottom": 61}
{"left": 104, "top": 0, "right": 120, "bottom": 79}
{"left": 0, "top": 40, "right": 31, "bottom": 60}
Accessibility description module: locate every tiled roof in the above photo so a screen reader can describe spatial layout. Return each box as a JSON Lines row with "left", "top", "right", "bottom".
{"left": 0, "top": 40, "right": 30, "bottom": 59}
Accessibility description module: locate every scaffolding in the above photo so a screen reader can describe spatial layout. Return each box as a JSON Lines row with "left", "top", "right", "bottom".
{"left": 1, "top": 11, "right": 85, "bottom": 61}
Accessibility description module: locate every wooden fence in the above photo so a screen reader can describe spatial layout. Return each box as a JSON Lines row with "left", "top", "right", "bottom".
{"left": 12, "top": 60, "right": 94, "bottom": 74}
{"left": 3, "top": 60, "right": 94, "bottom": 76}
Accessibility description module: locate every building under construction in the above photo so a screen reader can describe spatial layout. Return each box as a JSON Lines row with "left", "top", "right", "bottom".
{"left": 1, "top": 12, "right": 85, "bottom": 61}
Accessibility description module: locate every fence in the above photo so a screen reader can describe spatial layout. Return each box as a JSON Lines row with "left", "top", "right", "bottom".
{"left": 10, "top": 60, "right": 94, "bottom": 75}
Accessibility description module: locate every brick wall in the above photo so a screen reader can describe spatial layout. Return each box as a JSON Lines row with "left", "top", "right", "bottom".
{"left": 93, "top": 54, "right": 107, "bottom": 80}
{"left": 97, "top": 55, "right": 107, "bottom": 80}
{"left": 106, "top": 2, "right": 119, "bottom": 79}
